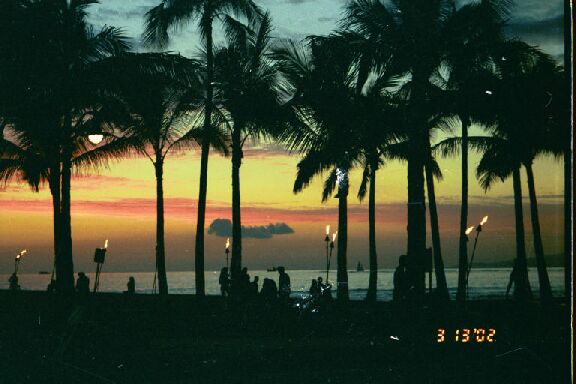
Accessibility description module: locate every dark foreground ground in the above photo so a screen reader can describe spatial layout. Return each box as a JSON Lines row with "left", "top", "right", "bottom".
{"left": 0, "top": 291, "right": 571, "bottom": 384}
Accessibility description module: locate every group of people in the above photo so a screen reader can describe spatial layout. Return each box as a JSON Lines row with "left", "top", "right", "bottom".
{"left": 308, "top": 276, "right": 333, "bottom": 300}
{"left": 218, "top": 266, "right": 291, "bottom": 302}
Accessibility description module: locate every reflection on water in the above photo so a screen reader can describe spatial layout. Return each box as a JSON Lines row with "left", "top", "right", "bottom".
{"left": 0, "top": 268, "right": 565, "bottom": 301}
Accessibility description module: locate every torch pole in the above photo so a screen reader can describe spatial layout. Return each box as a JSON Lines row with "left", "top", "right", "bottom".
{"left": 466, "top": 226, "right": 482, "bottom": 298}
{"left": 325, "top": 235, "right": 330, "bottom": 282}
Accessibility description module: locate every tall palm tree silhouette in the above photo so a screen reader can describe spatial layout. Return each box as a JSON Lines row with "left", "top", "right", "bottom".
{"left": 275, "top": 36, "right": 363, "bottom": 301}
{"left": 144, "top": 0, "right": 260, "bottom": 296}
{"left": 343, "top": 0, "right": 513, "bottom": 299}
{"left": 0, "top": 0, "right": 129, "bottom": 293}
{"left": 441, "top": 0, "right": 512, "bottom": 302}
{"left": 489, "top": 42, "right": 563, "bottom": 302}
{"left": 476, "top": 135, "right": 533, "bottom": 301}
{"left": 354, "top": 79, "right": 403, "bottom": 302}
{"left": 213, "top": 13, "right": 287, "bottom": 283}
{"left": 82, "top": 53, "right": 219, "bottom": 295}
{"left": 438, "top": 41, "right": 562, "bottom": 301}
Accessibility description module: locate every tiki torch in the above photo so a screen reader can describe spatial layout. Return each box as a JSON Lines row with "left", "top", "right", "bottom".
{"left": 225, "top": 238, "right": 230, "bottom": 272}
{"left": 466, "top": 216, "right": 488, "bottom": 296}
{"left": 93, "top": 239, "right": 108, "bottom": 293}
{"left": 327, "top": 231, "right": 337, "bottom": 283}
{"left": 14, "top": 249, "right": 27, "bottom": 275}
{"left": 325, "top": 225, "right": 330, "bottom": 281}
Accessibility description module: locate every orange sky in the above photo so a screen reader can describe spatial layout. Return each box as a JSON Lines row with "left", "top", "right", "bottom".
{"left": 0, "top": 124, "right": 565, "bottom": 274}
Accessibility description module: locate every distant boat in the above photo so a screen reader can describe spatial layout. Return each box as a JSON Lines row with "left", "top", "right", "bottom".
{"left": 356, "top": 262, "right": 364, "bottom": 272}
{"left": 38, "top": 271, "right": 50, "bottom": 275}
{"left": 267, "top": 267, "right": 277, "bottom": 272}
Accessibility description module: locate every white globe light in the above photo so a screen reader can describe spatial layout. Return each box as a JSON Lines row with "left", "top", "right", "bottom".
{"left": 88, "top": 134, "right": 104, "bottom": 145}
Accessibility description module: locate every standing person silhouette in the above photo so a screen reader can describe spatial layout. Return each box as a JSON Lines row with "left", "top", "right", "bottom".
{"left": 8, "top": 273, "right": 19, "bottom": 291}
{"left": 219, "top": 267, "right": 230, "bottom": 297}
{"left": 393, "top": 255, "right": 409, "bottom": 302}
{"left": 126, "top": 276, "right": 136, "bottom": 294}
{"left": 277, "top": 266, "right": 291, "bottom": 301}
{"left": 75, "top": 272, "right": 90, "bottom": 296}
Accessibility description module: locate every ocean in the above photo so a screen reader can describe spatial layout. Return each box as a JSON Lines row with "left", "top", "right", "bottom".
{"left": 0, "top": 268, "right": 565, "bottom": 300}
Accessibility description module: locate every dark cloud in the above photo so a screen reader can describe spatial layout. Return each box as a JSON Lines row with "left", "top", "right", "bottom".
{"left": 208, "top": 218, "right": 294, "bottom": 239}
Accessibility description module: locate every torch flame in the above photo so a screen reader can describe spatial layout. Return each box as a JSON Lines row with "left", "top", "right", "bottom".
{"left": 326, "top": 225, "right": 330, "bottom": 235}
{"left": 225, "top": 238, "right": 230, "bottom": 250}
{"left": 16, "top": 249, "right": 27, "bottom": 259}
{"left": 480, "top": 216, "right": 488, "bottom": 226}
{"left": 332, "top": 232, "right": 337, "bottom": 242}
{"left": 465, "top": 226, "right": 475, "bottom": 235}
{"left": 104, "top": 239, "right": 108, "bottom": 249}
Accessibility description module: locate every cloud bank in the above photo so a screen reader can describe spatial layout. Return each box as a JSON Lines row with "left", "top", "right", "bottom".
{"left": 208, "top": 218, "right": 295, "bottom": 239}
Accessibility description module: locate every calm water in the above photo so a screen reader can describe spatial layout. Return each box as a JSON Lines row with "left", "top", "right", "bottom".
{"left": 0, "top": 268, "right": 565, "bottom": 300}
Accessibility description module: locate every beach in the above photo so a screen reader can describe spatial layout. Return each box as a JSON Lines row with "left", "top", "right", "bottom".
{"left": 0, "top": 290, "right": 570, "bottom": 383}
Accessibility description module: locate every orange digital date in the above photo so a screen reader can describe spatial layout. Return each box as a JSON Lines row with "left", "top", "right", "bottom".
{"left": 437, "top": 328, "right": 495, "bottom": 343}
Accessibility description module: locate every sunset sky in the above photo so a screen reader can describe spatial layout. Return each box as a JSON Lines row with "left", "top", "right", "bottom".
{"left": 0, "top": 0, "right": 566, "bottom": 274}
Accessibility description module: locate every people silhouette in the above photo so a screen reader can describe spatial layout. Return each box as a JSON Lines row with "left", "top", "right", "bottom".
{"left": 126, "top": 276, "right": 135, "bottom": 294}
{"left": 219, "top": 267, "right": 230, "bottom": 297}
{"left": 75, "top": 272, "right": 90, "bottom": 296}
{"left": 277, "top": 266, "right": 291, "bottom": 300}
{"left": 393, "top": 255, "right": 409, "bottom": 302}
{"left": 260, "top": 278, "right": 278, "bottom": 303}
{"left": 309, "top": 279, "right": 320, "bottom": 298}
{"left": 8, "top": 273, "right": 20, "bottom": 291}
{"left": 250, "top": 276, "right": 259, "bottom": 296}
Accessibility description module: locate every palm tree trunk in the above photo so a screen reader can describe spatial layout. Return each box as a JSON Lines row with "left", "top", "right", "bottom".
{"left": 407, "top": 144, "right": 427, "bottom": 298}
{"left": 366, "top": 164, "right": 377, "bottom": 302}
{"left": 230, "top": 126, "right": 243, "bottom": 283}
{"left": 336, "top": 167, "right": 349, "bottom": 302}
{"left": 57, "top": 119, "right": 74, "bottom": 294}
{"left": 563, "top": 0, "right": 572, "bottom": 299}
{"left": 524, "top": 162, "right": 552, "bottom": 301}
{"left": 194, "top": 10, "right": 214, "bottom": 297}
{"left": 49, "top": 164, "right": 61, "bottom": 280}
{"left": 155, "top": 159, "right": 168, "bottom": 295}
{"left": 512, "top": 167, "right": 532, "bottom": 301}
{"left": 425, "top": 157, "right": 449, "bottom": 301}
{"left": 456, "top": 115, "right": 469, "bottom": 302}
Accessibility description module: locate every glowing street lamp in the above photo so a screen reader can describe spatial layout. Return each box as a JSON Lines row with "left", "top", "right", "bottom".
{"left": 14, "top": 249, "right": 27, "bottom": 275}
{"left": 466, "top": 216, "right": 489, "bottom": 297}
{"left": 88, "top": 134, "right": 104, "bottom": 145}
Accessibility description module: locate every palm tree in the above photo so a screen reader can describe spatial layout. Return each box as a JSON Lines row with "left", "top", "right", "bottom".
{"left": 82, "top": 53, "right": 215, "bottom": 295}
{"left": 343, "top": 0, "right": 513, "bottom": 300}
{"left": 275, "top": 36, "right": 364, "bottom": 301}
{"left": 354, "top": 79, "right": 403, "bottom": 302}
{"left": 144, "top": 0, "right": 260, "bottom": 296}
{"left": 488, "top": 42, "right": 564, "bottom": 302}
{"left": 213, "top": 13, "right": 286, "bottom": 284}
{"left": 0, "top": 0, "right": 129, "bottom": 293}
{"left": 475, "top": 136, "right": 533, "bottom": 301}
{"left": 441, "top": 0, "right": 512, "bottom": 302}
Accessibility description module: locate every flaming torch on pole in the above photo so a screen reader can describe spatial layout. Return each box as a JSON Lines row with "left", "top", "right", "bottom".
{"left": 14, "top": 249, "right": 27, "bottom": 275}
{"left": 466, "top": 216, "right": 488, "bottom": 297}
{"left": 324, "top": 225, "right": 330, "bottom": 281}
{"left": 93, "top": 239, "right": 108, "bottom": 293}
{"left": 327, "top": 232, "right": 337, "bottom": 283}
{"left": 225, "top": 238, "right": 230, "bottom": 274}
